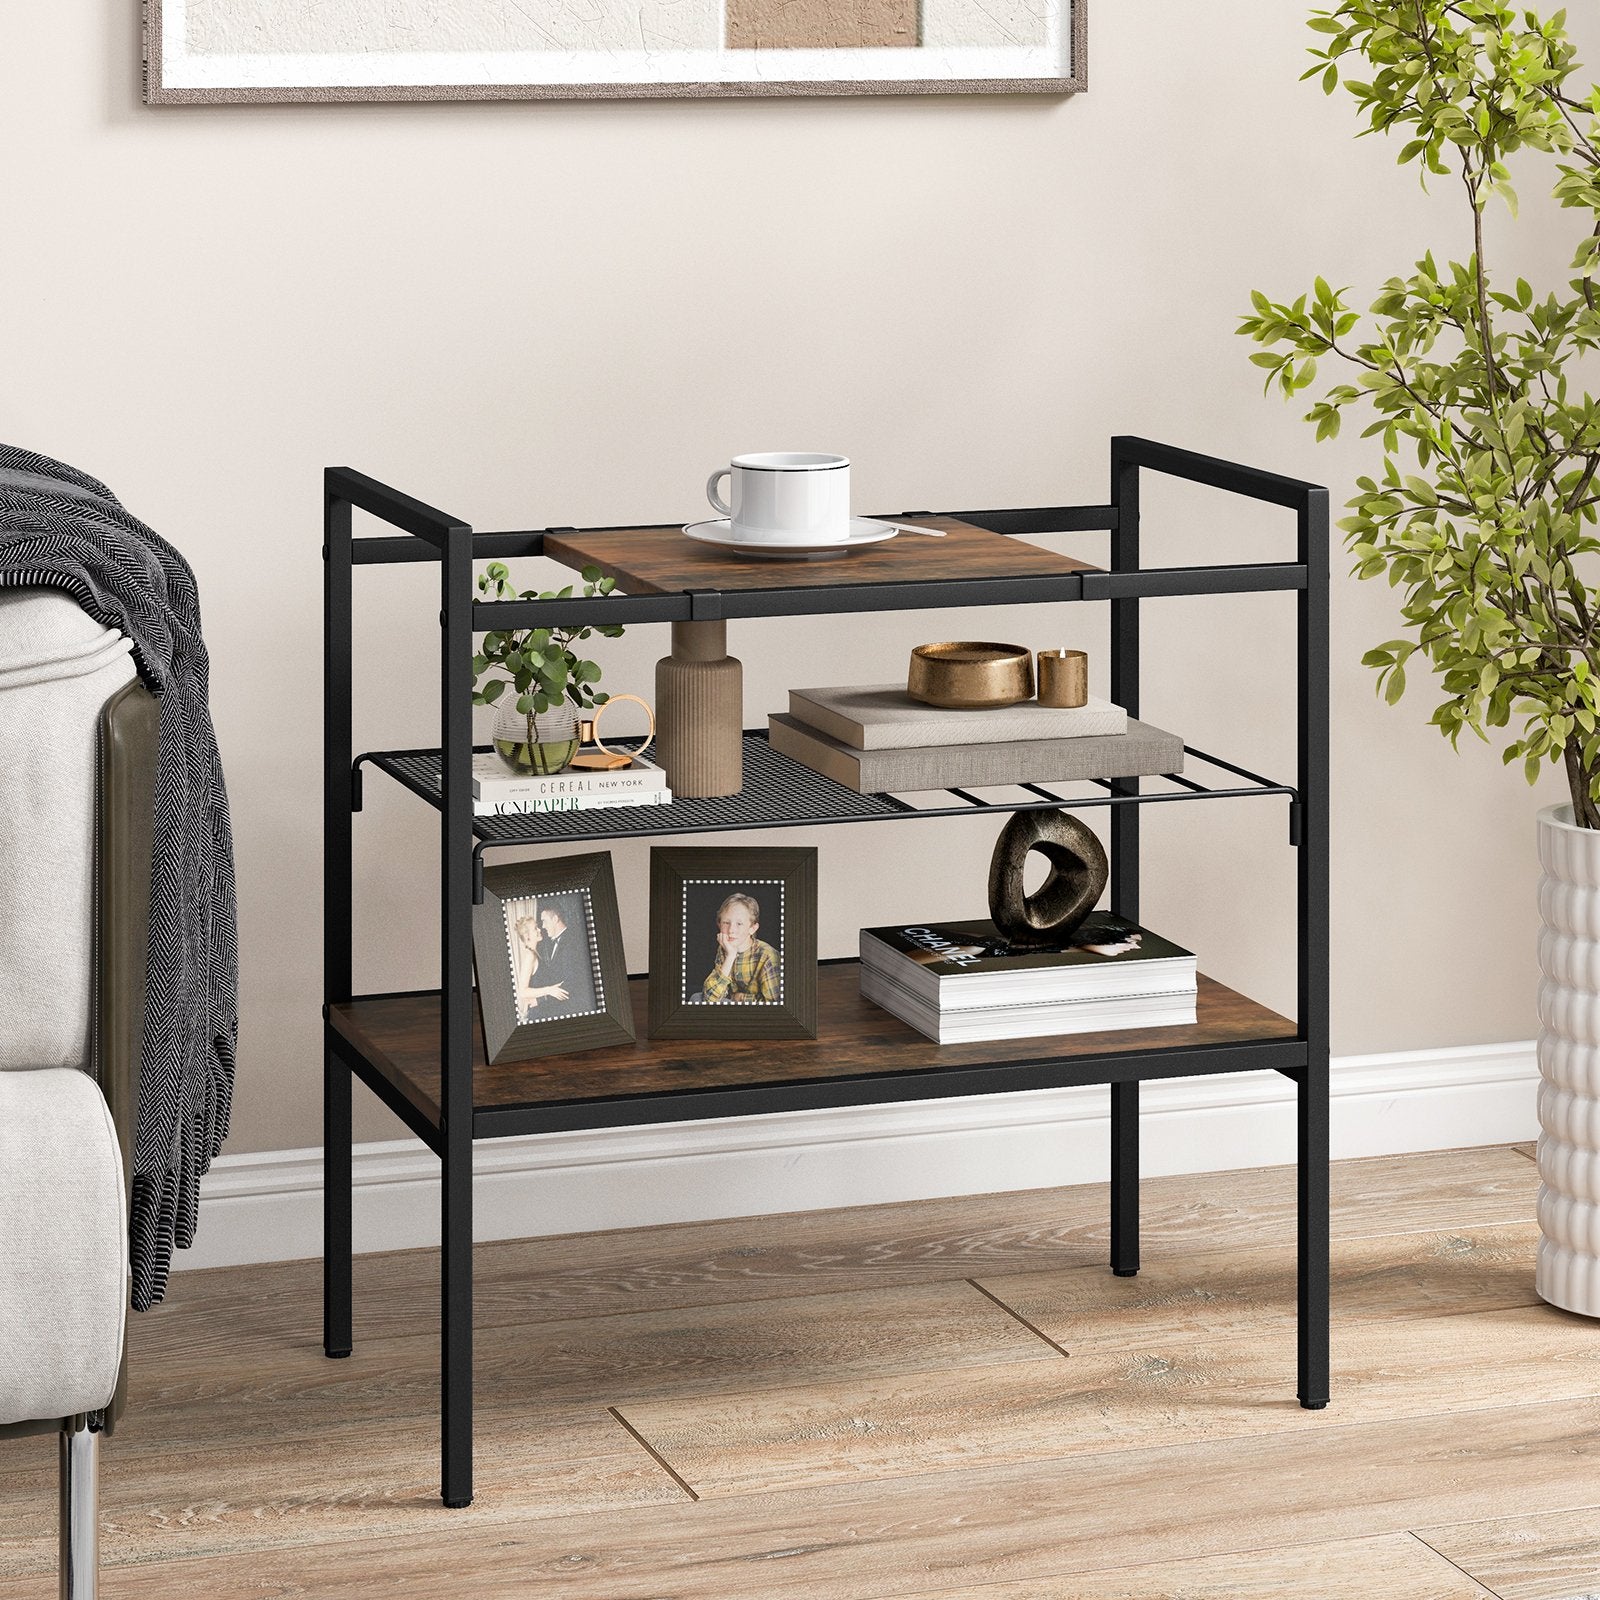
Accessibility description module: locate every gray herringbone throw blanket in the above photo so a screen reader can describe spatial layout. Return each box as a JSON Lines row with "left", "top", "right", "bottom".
{"left": 0, "top": 445, "right": 237, "bottom": 1310}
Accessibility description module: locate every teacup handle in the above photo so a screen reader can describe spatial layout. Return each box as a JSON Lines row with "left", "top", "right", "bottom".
{"left": 706, "top": 469, "right": 734, "bottom": 518}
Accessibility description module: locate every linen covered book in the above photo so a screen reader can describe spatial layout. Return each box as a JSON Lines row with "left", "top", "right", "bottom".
{"left": 767, "top": 713, "right": 1184, "bottom": 794}
{"left": 789, "top": 685, "right": 1127, "bottom": 750}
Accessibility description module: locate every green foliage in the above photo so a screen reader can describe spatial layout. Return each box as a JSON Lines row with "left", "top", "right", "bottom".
{"left": 1240, "top": 2, "right": 1600, "bottom": 822}
{"left": 471, "top": 563, "right": 624, "bottom": 737}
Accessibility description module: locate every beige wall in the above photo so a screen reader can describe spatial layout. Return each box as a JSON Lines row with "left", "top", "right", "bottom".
{"left": 3, "top": 2, "right": 1580, "bottom": 1154}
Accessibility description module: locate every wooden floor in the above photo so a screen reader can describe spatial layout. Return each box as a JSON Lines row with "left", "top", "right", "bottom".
{"left": 3, "top": 1142, "right": 1598, "bottom": 1598}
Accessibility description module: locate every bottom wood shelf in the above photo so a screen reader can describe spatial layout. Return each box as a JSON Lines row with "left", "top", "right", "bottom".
{"left": 328, "top": 964, "right": 1299, "bottom": 1140}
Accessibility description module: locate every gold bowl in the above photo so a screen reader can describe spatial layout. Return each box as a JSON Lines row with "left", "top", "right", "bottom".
{"left": 908, "top": 641, "right": 1035, "bottom": 709}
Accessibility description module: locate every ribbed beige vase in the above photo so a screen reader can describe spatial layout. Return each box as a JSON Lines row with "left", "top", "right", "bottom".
{"left": 1537, "top": 802, "right": 1600, "bottom": 1317}
{"left": 655, "top": 620, "right": 743, "bottom": 798}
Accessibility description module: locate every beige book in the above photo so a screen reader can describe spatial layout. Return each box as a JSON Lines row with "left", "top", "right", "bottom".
{"left": 789, "top": 684, "right": 1127, "bottom": 750}
{"left": 768, "top": 713, "right": 1184, "bottom": 795}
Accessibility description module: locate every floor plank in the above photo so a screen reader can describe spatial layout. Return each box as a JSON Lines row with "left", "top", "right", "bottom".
{"left": 152, "top": 1145, "right": 1539, "bottom": 1354}
{"left": 1416, "top": 1505, "right": 1600, "bottom": 1599}
{"left": 16, "top": 1400, "right": 1600, "bottom": 1600}
{"left": 125, "top": 1277, "right": 1057, "bottom": 1432}
{"left": 0, "top": 1425, "right": 685, "bottom": 1578}
{"left": 615, "top": 1303, "right": 1600, "bottom": 1498}
{"left": 893, "top": 1533, "right": 1497, "bottom": 1599}
{"left": 972, "top": 1223, "right": 1539, "bottom": 1353}
{"left": 1513, "top": 1142, "right": 1540, "bottom": 1163}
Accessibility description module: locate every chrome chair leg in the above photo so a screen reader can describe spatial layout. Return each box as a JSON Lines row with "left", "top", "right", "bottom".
{"left": 59, "top": 1420, "right": 98, "bottom": 1600}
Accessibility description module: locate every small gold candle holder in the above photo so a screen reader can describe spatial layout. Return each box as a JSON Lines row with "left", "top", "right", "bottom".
{"left": 1037, "top": 649, "right": 1088, "bottom": 708}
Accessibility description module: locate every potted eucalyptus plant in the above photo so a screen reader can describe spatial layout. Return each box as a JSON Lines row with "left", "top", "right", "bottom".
{"left": 472, "top": 561, "right": 624, "bottom": 773}
{"left": 1241, "top": 0, "right": 1600, "bottom": 1315}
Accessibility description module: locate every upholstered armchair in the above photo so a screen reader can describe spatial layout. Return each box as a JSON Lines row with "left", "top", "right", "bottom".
{"left": 0, "top": 593, "right": 157, "bottom": 1600}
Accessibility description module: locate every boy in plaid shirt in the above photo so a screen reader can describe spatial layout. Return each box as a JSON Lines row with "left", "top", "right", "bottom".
{"left": 701, "top": 891, "right": 779, "bottom": 1003}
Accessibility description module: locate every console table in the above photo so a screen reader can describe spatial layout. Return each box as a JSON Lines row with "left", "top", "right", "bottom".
{"left": 321, "top": 437, "right": 1330, "bottom": 1508}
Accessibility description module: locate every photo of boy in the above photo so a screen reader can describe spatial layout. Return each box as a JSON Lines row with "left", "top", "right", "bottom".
{"left": 694, "top": 889, "right": 780, "bottom": 1004}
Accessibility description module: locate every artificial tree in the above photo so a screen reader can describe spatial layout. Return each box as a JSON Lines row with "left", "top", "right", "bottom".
{"left": 1241, "top": 1, "right": 1600, "bottom": 824}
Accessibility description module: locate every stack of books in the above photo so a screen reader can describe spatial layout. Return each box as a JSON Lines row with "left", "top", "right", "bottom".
{"left": 433, "top": 750, "right": 671, "bottom": 816}
{"left": 767, "top": 684, "right": 1182, "bottom": 793}
{"left": 858, "top": 912, "right": 1197, "bottom": 1043}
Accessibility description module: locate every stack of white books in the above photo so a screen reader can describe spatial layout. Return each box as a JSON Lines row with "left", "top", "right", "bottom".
{"left": 858, "top": 912, "right": 1197, "bottom": 1044}
{"left": 433, "top": 751, "right": 671, "bottom": 816}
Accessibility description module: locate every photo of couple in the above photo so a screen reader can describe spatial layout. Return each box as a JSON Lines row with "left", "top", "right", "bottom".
{"left": 505, "top": 891, "right": 599, "bottom": 1025}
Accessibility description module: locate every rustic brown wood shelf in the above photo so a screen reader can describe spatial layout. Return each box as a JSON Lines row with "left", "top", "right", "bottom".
{"left": 544, "top": 515, "right": 1097, "bottom": 596}
{"left": 329, "top": 966, "right": 1300, "bottom": 1144}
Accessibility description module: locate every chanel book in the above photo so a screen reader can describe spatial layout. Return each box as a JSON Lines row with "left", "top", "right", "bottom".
{"left": 859, "top": 965, "right": 1197, "bottom": 1043}
{"left": 859, "top": 913, "right": 1197, "bottom": 1042}
{"left": 859, "top": 913, "right": 1196, "bottom": 1008}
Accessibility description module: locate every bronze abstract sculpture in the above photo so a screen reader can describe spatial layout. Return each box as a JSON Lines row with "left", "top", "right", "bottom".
{"left": 987, "top": 809, "right": 1108, "bottom": 945}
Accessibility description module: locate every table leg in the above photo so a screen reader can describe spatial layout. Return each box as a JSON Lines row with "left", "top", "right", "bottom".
{"left": 1298, "top": 1056, "right": 1330, "bottom": 1408}
{"left": 322, "top": 1044, "right": 352, "bottom": 1359}
{"left": 441, "top": 1126, "right": 474, "bottom": 1506}
{"left": 1111, "top": 1079, "right": 1139, "bottom": 1276}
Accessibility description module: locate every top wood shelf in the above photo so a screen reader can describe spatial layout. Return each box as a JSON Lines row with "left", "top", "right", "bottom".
{"left": 544, "top": 516, "right": 1097, "bottom": 596}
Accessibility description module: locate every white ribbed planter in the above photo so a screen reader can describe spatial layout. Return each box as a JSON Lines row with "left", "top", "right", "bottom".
{"left": 1537, "top": 803, "right": 1600, "bottom": 1316}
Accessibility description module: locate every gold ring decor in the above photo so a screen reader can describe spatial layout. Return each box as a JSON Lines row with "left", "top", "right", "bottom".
{"left": 590, "top": 693, "right": 656, "bottom": 757}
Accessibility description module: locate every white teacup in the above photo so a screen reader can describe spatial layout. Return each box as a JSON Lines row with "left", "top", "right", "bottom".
{"left": 706, "top": 452, "right": 850, "bottom": 545}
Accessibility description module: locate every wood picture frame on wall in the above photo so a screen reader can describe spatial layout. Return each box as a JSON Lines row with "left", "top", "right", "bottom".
{"left": 648, "top": 846, "right": 818, "bottom": 1041}
{"left": 144, "top": 0, "right": 1084, "bottom": 103}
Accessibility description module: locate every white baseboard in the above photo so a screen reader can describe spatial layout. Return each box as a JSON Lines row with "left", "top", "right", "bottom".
{"left": 177, "top": 1040, "right": 1540, "bottom": 1272}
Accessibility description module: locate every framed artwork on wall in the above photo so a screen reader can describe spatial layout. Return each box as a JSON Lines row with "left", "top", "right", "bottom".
{"left": 647, "top": 845, "right": 817, "bottom": 1040}
{"left": 471, "top": 853, "right": 635, "bottom": 1064}
{"left": 144, "top": 0, "right": 1083, "bottom": 103}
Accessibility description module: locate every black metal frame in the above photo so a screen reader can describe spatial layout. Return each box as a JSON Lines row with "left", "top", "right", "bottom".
{"left": 322, "top": 436, "right": 1331, "bottom": 1508}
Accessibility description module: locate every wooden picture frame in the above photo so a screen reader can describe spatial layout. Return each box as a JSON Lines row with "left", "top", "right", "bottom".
{"left": 143, "top": 0, "right": 1084, "bottom": 103}
{"left": 473, "top": 853, "right": 635, "bottom": 1064}
{"left": 648, "top": 846, "right": 817, "bottom": 1040}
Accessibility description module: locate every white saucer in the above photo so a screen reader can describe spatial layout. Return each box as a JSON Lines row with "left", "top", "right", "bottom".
{"left": 682, "top": 517, "right": 899, "bottom": 560}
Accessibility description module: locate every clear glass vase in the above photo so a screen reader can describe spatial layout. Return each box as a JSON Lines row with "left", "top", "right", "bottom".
{"left": 491, "top": 701, "right": 580, "bottom": 775}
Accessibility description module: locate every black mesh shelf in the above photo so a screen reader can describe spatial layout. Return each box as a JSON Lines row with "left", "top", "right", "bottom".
{"left": 360, "top": 730, "right": 1295, "bottom": 849}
